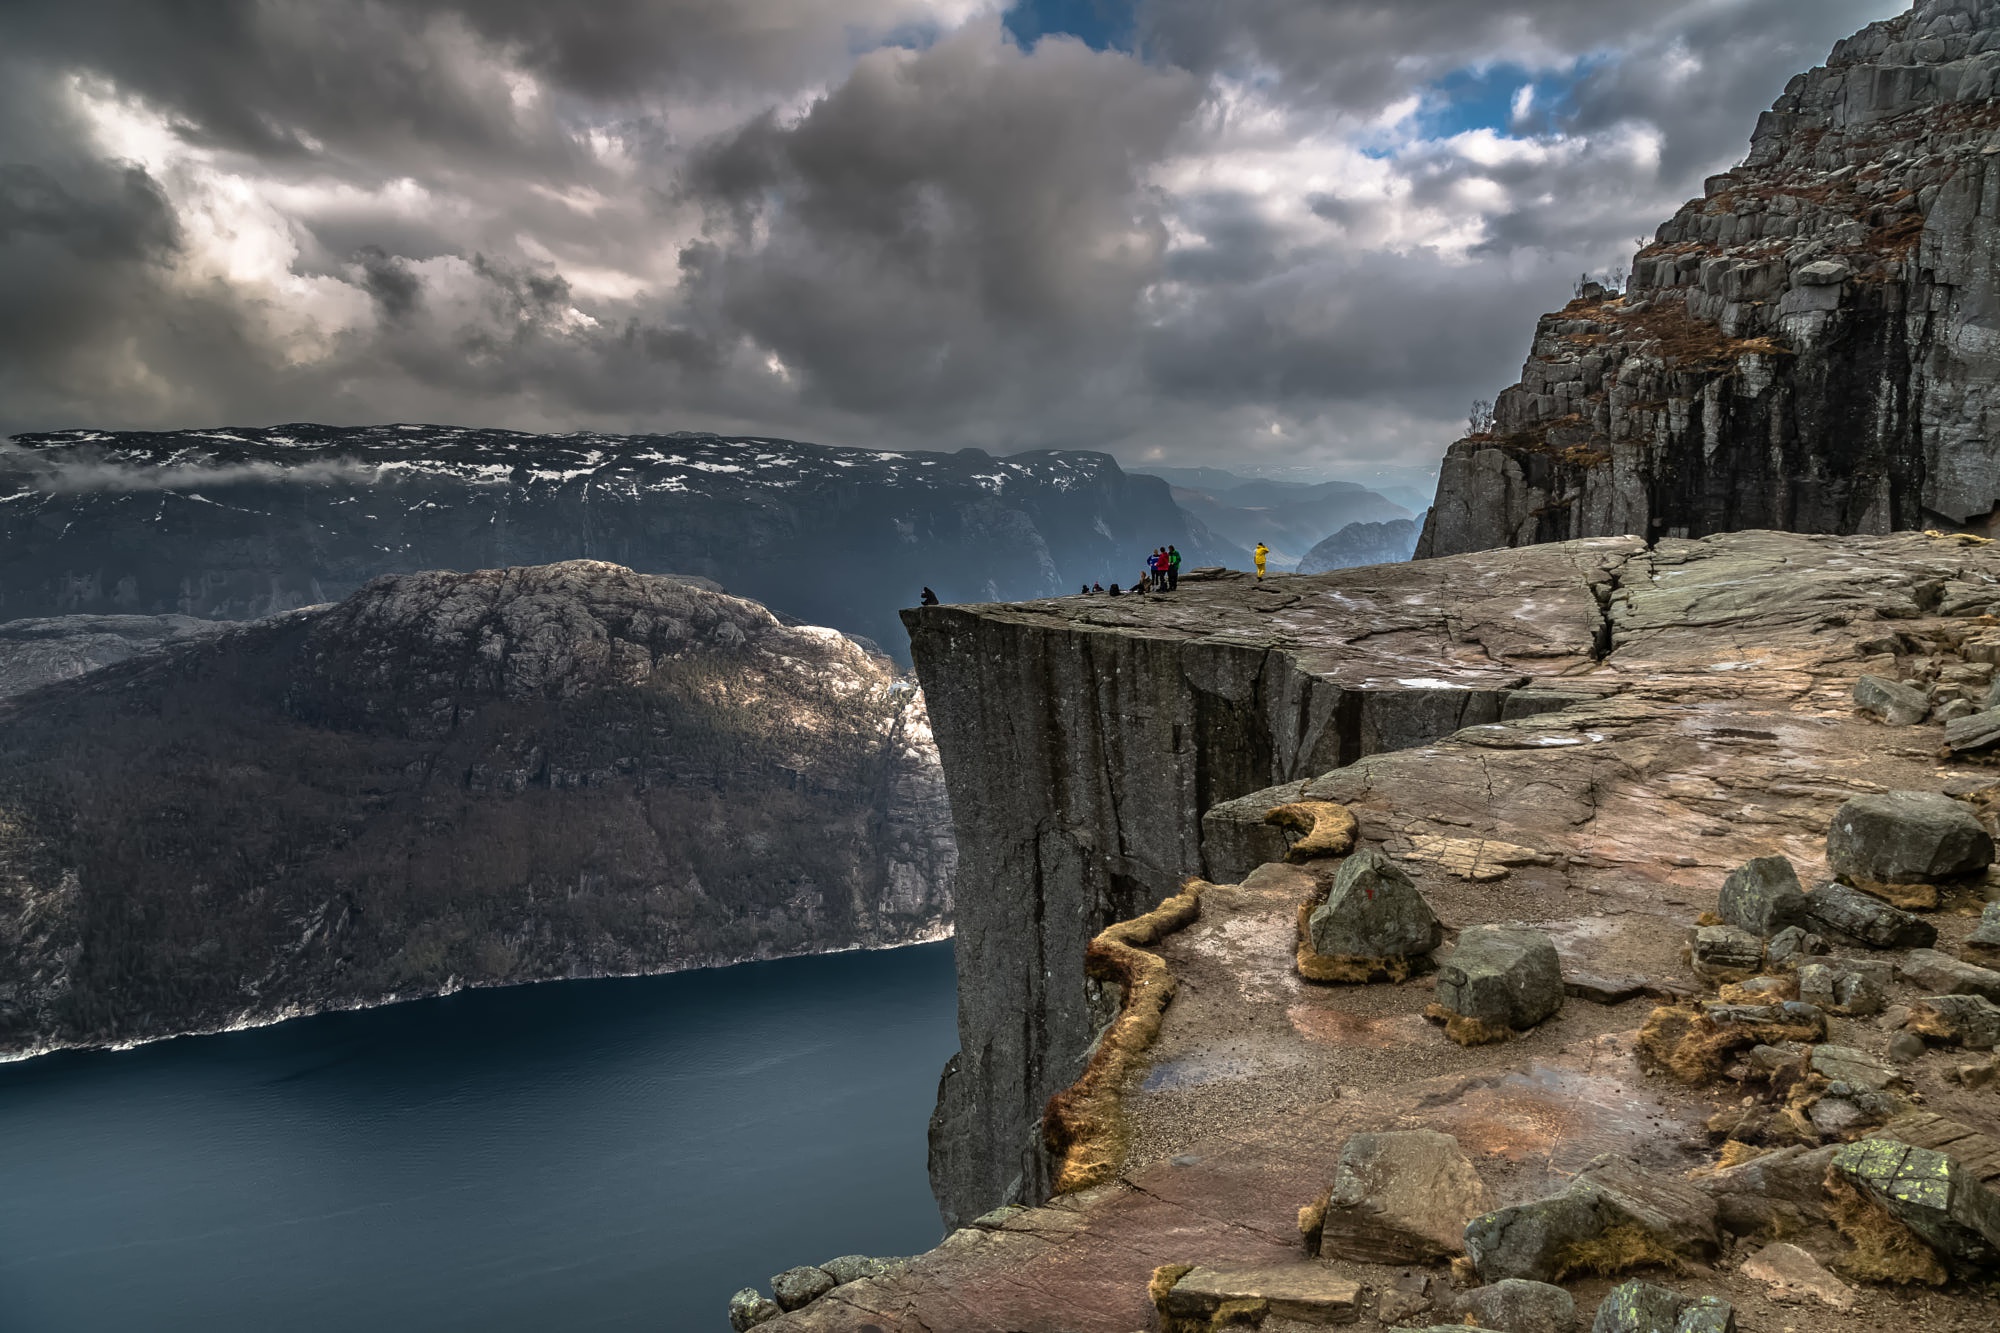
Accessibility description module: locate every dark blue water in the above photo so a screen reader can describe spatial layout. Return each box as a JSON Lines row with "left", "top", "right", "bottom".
{"left": 0, "top": 942, "right": 958, "bottom": 1332}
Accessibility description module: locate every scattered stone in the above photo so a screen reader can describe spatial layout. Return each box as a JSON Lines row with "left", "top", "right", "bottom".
{"left": 1811, "top": 1085, "right": 1900, "bottom": 1136}
{"left": 1797, "top": 962, "right": 1886, "bottom": 1016}
{"left": 1400, "top": 834, "right": 1556, "bottom": 882}
{"left": 1463, "top": 1154, "right": 1719, "bottom": 1284}
{"left": 1689, "top": 925, "right": 1763, "bottom": 982}
{"left": 817, "top": 1255, "right": 901, "bottom": 1286}
{"left": 1945, "top": 706, "right": 2000, "bottom": 754}
{"left": 770, "top": 1265, "right": 837, "bottom": 1312}
{"left": 728, "top": 1288, "right": 782, "bottom": 1330}
{"left": 1854, "top": 674, "right": 1931, "bottom": 726}
{"left": 1303, "top": 849, "right": 1443, "bottom": 980}
{"left": 1826, "top": 791, "right": 1993, "bottom": 884}
{"left": 1938, "top": 697, "right": 1980, "bottom": 724}
{"left": 1429, "top": 926, "right": 1564, "bottom": 1044}
{"left": 1765, "top": 925, "right": 1827, "bottom": 969}
{"left": 1811, "top": 1044, "right": 1900, "bottom": 1091}
{"left": 1899, "top": 948, "right": 2000, "bottom": 1002}
{"left": 1909, "top": 993, "right": 2000, "bottom": 1049}
{"left": 1739, "top": 1242, "right": 1855, "bottom": 1310}
{"left": 1565, "top": 971, "right": 1652, "bottom": 1004}
{"left": 1153, "top": 1263, "right": 1363, "bottom": 1328}
{"left": 1451, "top": 1278, "right": 1575, "bottom": 1331}
{"left": 1716, "top": 855, "right": 1811, "bottom": 935}
{"left": 1637, "top": 1002, "right": 1825, "bottom": 1084}
{"left": 1588, "top": 1280, "right": 1735, "bottom": 1333}
{"left": 1804, "top": 882, "right": 1939, "bottom": 949}
{"left": 1958, "top": 1059, "right": 1998, "bottom": 1089}
{"left": 1832, "top": 1138, "right": 2000, "bottom": 1275}
{"left": 1967, "top": 901, "right": 2000, "bottom": 955}
{"left": 1883, "top": 1004, "right": 1913, "bottom": 1030}
{"left": 1890, "top": 1031, "right": 1929, "bottom": 1061}
{"left": 1694, "top": 1144, "right": 1838, "bottom": 1239}
{"left": 1308, "top": 1129, "right": 1489, "bottom": 1264}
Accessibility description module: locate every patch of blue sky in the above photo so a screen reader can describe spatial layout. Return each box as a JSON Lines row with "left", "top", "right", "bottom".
{"left": 1003, "top": 0, "right": 1138, "bottom": 52}
{"left": 1409, "top": 55, "right": 1608, "bottom": 142}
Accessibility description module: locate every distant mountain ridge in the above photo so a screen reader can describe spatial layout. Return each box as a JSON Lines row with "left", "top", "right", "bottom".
{"left": 1, "top": 425, "right": 1240, "bottom": 663}
{"left": 1135, "top": 467, "right": 1411, "bottom": 571}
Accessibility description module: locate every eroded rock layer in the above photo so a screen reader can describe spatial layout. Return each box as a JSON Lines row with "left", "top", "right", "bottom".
{"left": 1422, "top": 0, "right": 2000, "bottom": 559}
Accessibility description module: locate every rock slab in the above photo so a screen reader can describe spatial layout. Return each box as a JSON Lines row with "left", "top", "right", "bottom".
{"left": 1316, "top": 1129, "right": 1489, "bottom": 1264}
{"left": 1156, "top": 1264, "right": 1363, "bottom": 1326}
{"left": 1804, "top": 883, "right": 1939, "bottom": 949}
{"left": 1590, "top": 1280, "right": 1735, "bottom": 1333}
{"left": 1464, "top": 1154, "right": 1719, "bottom": 1284}
{"left": 1825, "top": 791, "right": 1993, "bottom": 884}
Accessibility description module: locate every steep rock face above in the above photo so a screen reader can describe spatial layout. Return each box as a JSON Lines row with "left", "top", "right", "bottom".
{"left": 0, "top": 425, "right": 1236, "bottom": 663}
{"left": 0, "top": 561, "right": 952, "bottom": 1056}
{"left": 1422, "top": 0, "right": 2000, "bottom": 559}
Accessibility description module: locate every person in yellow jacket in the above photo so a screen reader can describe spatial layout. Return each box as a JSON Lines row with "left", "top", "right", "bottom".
{"left": 1254, "top": 543, "right": 1268, "bottom": 579}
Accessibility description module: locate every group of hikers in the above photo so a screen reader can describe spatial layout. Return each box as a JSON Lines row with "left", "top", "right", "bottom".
{"left": 918, "top": 539, "right": 1273, "bottom": 608}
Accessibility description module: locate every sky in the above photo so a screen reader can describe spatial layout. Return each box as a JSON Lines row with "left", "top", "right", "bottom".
{"left": 0, "top": 0, "right": 1909, "bottom": 476}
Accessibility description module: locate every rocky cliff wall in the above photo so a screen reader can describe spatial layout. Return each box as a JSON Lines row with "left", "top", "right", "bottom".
{"left": 1421, "top": 0, "right": 2000, "bottom": 559}
{"left": 904, "top": 548, "right": 1628, "bottom": 1225}
{"left": 0, "top": 561, "right": 953, "bottom": 1056}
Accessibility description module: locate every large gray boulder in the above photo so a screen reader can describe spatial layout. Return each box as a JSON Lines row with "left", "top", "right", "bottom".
{"left": 1716, "top": 855, "right": 1811, "bottom": 935}
{"left": 1464, "top": 1155, "right": 1719, "bottom": 1284}
{"left": 1306, "top": 849, "right": 1443, "bottom": 961}
{"left": 1804, "top": 882, "right": 1939, "bottom": 949}
{"left": 1854, "top": 674, "right": 1931, "bottom": 726}
{"left": 1452, "top": 1279, "right": 1576, "bottom": 1332}
{"left": 1899, "top": 949, "right": 2000, "bottom": 1002}
{"left": 1311, "top": 1129, "right": 1488, "bottom": 1263}
{"left": 1825, "top": 791, "right": 1993, "bottom": 884}
{"left": 1832, "top": 1138, "right": 2000, "bottom": 1276}
{"left": 1433, "top": 926, "right": 1564, "bottom": 1031}
{"left": 1590, "top": 1281, "right": 1735, "bottom": 1333}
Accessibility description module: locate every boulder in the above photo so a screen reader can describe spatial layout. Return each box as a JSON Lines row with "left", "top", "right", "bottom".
{"left": 818, "top": 1255, "right": 901, "bottom": 1286}
{"left": 1797, "top": 962, "right": 1886, "bottom": 1016}
{"left": 1825, "top": 791, "right": 1993, "bottom": 884}
{"left": 1738, "top": 1243, "right": 1853, "bottom": 1310}
{"left": 1831, "top": 1138, "right": 2000, "bottom": 1275}
{"left": 1966, "top": 901, "right": 2000, "bottom": 957}
{"left": 1694, "top": 1144, "right": 1838, "bottom": 1239}
{"left": 1689, "top": 925, "right": 1763, "bottom": 981}
{"left": 1464, "top": 1154, "right": 1719, "bottom": 1284}
{"left": 1451, "top": 1279, "right": 1575, "bottom": 1332}
{"left": 1910, "top": 993, "right": 2000, "bottom": 1049}
{"left": 1589, "top": 1280, "right": 1735, "bottom": 1333}
{"left": 770, "top": 1265, "right": 837, "bottom": 1312}
{"left": 1810, "top": 1044, "right": 1900, "bottom": 1091}
{"left": 1309, "top": 1129, "right": 1488, "bottom": 1263}
{"left": 1306, "top": 849, "right": 1443, "bottom": 963}
{"left": 1432, "top": 926, "right": 1564, "bottom": 1037}
{"left": 1804, "top": 882, "right": 1938, "bottom": 949}
{"left": 728, "top": 1289, "right": 782, "bottom": 1330}
{"left": 1854, "top": 674, "right": 1931, "bottom": 726}
{"left": 1765, "top": 925, "right": 1827, "bottom": 969}
{"left": 1945, "top": 706, "right": 2000, "bottom": 754}
{"left": 1153, "top": 1264, "right": 1363, "bottom": 1326}
{"left": 1716, "top": 855, "right": 1810, "bottom": 935}
{"left": 1899, "top": 948, "right": 2000, "bottom": 1002}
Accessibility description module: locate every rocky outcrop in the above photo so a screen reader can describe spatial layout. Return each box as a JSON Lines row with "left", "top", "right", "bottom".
{"left": 0, "top": 613, "right": 233, "bottom": 699}
{"left": 0, "top": 561, "right": 953, "bottom": 1056}
{"left": 1420, "top": 0, "right": 2000, "bottom": 559}
{"left": 0, "top": 425, "right": 1237, "bottom": 664}
{"left": 1296, "top": 518, "right": 1420, "bottom": 574}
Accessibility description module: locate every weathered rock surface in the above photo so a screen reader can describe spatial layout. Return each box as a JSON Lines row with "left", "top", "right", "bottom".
{"left": 1716, "top": 855, "right": 1811, "bottom": 935}
{"left": 1450, "top": 1279, "right": 1575, "bottom": 1332}
{"left": 1832, "top": 1137, "right": 2000, "bottom": 1274}
{"left": 1312, "top": 1129, "right": 1486, "bottom": 1264}
{"left": 1912, "top": 993, "right": 2000, "bottom": 1047}
{"left": 1854, "top": 674, "right": 1932, "bottom": 726}
{"left": 1433, "top": 926, "right": 1564, "bottom": 1031}
{"left": 1690, "top": 925, "right": 1765, "bottom": 981}
{"left": 1463, "top": 1155, "right": 1719, "bottom": 1284}
{"left": 1153, "top": 1264, "right": 1362, "bottom": 1327}
{"left": 1945, "top": 706, "right": 2000, "bottom": 753}
{"left": 1900, "top": 947, "right": 2000, "bottom": 1000}
{"left": 1306, "top": 850, "right": 1443, "bottom": 964}
{"left": 1805, "top": 882, "right": 1940, "bottom": 949}
{"left": 0, "top": 562, "right": 954, "bottom": 1056}
{"left": 729, "top": 1288, "right": 783, "bottom": 1330}
{"left": 1967, "top": 900, "right": 2000, "bottom": 953}
{"left": 1826, "top": 791, "right": 1994, "bottom": 883}
{"left": 1798, "top": 961, "right": 1888, "bottom": 1016}
{"left": 1590, "top": 1281, "right": 1735, "bottom": 1333}
{"left": 1739, "top": 1242, "right": 1855, "bottom": 1310}
{"left": 0, "top": 613, "right": 233, "bottom": 700}
{"left": 771, "top": 1266, "right": 839, "bottom": 1312}
{"left": 1419, "top": 0, "right": 2000, "bottom": 559}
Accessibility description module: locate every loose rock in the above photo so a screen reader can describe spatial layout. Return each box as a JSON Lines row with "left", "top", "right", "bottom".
{"left": 1689, "top": 925, "right": 1763, "bottom": 982}
{"left": 1310, "top": 1129, "right": 1489, "bottom": 1263}
{"left": 1945, "top": 706, "right": 2000, "bottom": 754}
{"left": 1716, "top": 855, "right": 1811, "bottom": 935}
{"left": 1832, "top": 1138, "right": 2000, "bottom": 1275}
{"left": 1463, "top": 1154, "right": 1719, "bottom": 1283}
{"left": 1854, "top": 674, "right": 1932, "bottom": 726}
{"left": 1810, "top": 1044, "right": 1901, "bottom": 1091}
{"left": 1899, "top": 948, "right": 2000, "bottom": 1002}
{"left": 1738, "top": 1242, "right": 1854, "bottom": 1310}
{"left": 1589, "top": 1280, "right": 1735, "bottom": 1333}
{"left": 1451, "top": 1278, "right": 1576, "bottom": 1331}
{"left": 1304, "top": 849, "right": 1443, "bottom": 975}
{"left": 1805, "top": 882, "right": 1939, "bottom": 949}
{"left": 817, "top": 1255, "right": 901, "bottom": 1286}
{"left": 1909, "top": 993, "right": 2000, "bottom": 1049}
{"left": 728, "top": 1288, "right": 782, "bottom": 1330}
{"left": 1429, "top": 926, "right": 1564, "bottom": 1044}
{"left": 1966, "top": 902, "right": 2000, "bottom": 961}
{"left": 770, "top": 1265, "right": 837, "bottom": 1311}
{"left": 1825, "top": 791, "right": 1994, "bottom": 884}
{"left": 1153, "top": 1264, "right": 1363, "bottom": 1328}
{"left": 1765, "top": 925, "right": 1827, "bottom": 969}
{"left": 1797, "top": 962, "right": 1886, "bottom": 1016}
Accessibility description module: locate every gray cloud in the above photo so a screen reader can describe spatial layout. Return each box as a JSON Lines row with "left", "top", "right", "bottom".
{"left": 0, "top": 0, "right": 1912, "bottom": 474}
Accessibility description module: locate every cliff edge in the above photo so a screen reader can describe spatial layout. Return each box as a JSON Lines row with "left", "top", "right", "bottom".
{"left": 1422, "top": 0, "right": 2000, "bottom": 558}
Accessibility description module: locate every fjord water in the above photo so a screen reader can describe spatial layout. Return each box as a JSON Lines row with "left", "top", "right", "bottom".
{"left": 0, "top": 942, "right": 957, "bottom": 1332}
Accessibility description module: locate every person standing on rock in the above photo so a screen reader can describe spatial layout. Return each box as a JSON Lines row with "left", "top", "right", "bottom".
{"left": 1254, "top": 543, "right": 1269, "bottom": 580}
{"left": 1167, "top": 545, "right": 1181, "bottom": 590}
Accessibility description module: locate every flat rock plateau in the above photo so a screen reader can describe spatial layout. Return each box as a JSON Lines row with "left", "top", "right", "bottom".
{"left": 0, "top": 560, "right": 953, "bottom": 1056}
{"left": 755, "top": 530, "right": 2000, "bottom": 1330}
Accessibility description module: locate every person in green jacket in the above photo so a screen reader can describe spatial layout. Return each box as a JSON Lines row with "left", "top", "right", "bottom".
{"left": 1254, "top": 543, "right": 1268, "bottom": 579}
{"left": 1167, "top": 545, "right": 1181, "bottom": 590}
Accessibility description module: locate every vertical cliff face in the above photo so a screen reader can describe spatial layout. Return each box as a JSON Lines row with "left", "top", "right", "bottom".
{"left": 904, "top": 547, "right": 1631, "bottom": 1225}
{"left": 1421, "top": 0, "right": 2000, "bottom": 559}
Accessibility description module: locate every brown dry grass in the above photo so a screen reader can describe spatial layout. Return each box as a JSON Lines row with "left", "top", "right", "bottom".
{"left": 1611, "top": 300, "right": 1789, "bottom": 369}
{"left": 1824, "top": 1169, "right": 1949, "bottom": 1285}
{"left": 1852, "top": 879, "right": 1940, "bottom": 910}
{"left": 1719, "top": 975, "right": 1799, "bottom": 1004}
{"left": 1553, "top": 1224, "right": 1685, "bottom": 1281}
{"left": 1298, "top": 1194, "right": 1330, "bottom": 1257}
{"left": 1292, "top": 894, "right": 1418, "bottom": 984}
{"left": 1424, "top": 1002, "right": 1512, "bottom": 1047}
{"left": 1635, "top": 1004, "right": 1822, "bottom": 1084}
{"left": 1264, "top": 801, "right": 1357, "bottom": 862}
{"left": 1689, "top": 1140, "right": 1773, "bottom": 1178}
{"left": 1043, "top": 880, "right": 1207, "bottom": 1195}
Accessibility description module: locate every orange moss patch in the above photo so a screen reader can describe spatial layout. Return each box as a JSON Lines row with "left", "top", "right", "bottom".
{"left": 1851, "top": 879, "right": 1939, "bottom": 911}
{"left": 1293, "top": 898, "right": 1416, "bottom": 983}
{"left": 1635, "top": 1004, "right": 1821, "bottom": 1084}
{"left": 1042, "top": 880, "right": 1207, "bottom": 1194}
{"left": 1824, "top": 1169, "right": 1949, "bottom": 1286}
{"left": 1263, "top": 801, "right": 1358, "bottom": 862}
{"left": 1424, "top": 1002, "right": 1512, "bottom": 1047}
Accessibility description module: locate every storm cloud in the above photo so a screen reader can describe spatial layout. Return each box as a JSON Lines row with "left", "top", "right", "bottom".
{"left": 0, "top": 0, "right": 1908, "bottom": 473}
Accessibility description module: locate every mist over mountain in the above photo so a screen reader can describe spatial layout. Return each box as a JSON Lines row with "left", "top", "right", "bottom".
{"left": 1136, "top": 468, "right": 1412, "bottom": 571}
{"left": 0, "top": 425, "right": 1242, "bottom": 663}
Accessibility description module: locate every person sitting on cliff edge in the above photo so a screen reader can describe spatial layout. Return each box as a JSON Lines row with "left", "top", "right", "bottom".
{"left": 920, "top": 587, "right": 939, "bottom": 606}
